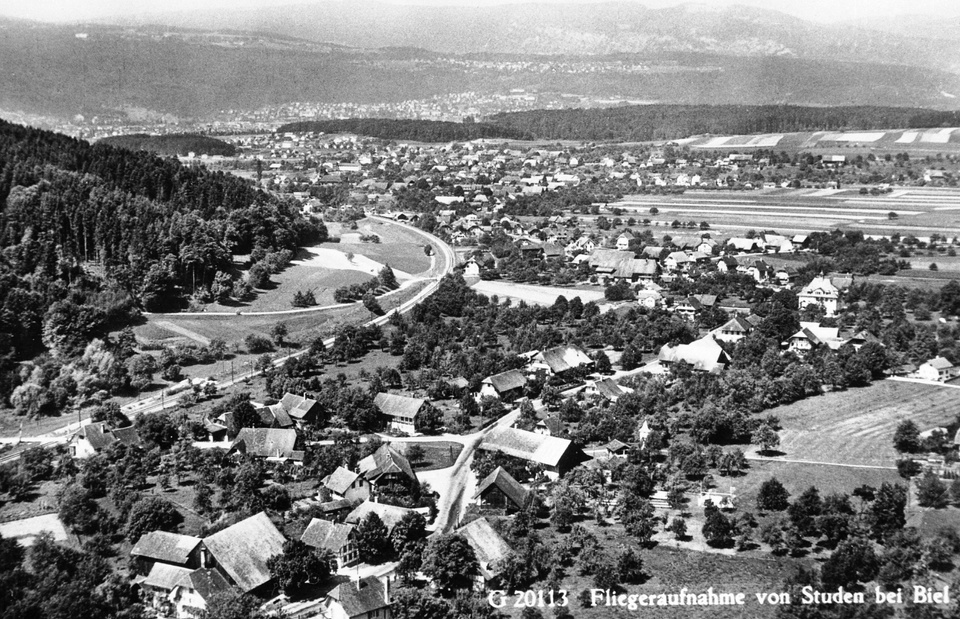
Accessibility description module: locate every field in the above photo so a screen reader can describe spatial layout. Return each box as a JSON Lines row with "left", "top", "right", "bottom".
{"left": 609, "top": 186, "right": 960, "bottom": 239}
{"left": 471, "top": 280, "right": 606, "bottom": 306}
{"left": 764, "top": 379, "right": 960, "bottom": 467}
{"left": 496, "top": 514, "right": 807, "bottom": 619}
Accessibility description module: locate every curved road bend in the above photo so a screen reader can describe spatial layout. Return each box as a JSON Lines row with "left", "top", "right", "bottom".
{"left": 0, "top": 217, "right": 457, "bottom": 465}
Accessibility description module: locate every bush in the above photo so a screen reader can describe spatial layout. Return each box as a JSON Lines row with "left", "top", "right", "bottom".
{"left": 244, "top": 334, "right": 274, "bottom": 354}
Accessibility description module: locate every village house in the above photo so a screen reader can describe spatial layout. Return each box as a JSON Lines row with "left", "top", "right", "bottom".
{"left": 479, "top": 369, "right": 528, "bottom": 401}
{"left": 131, "top": 531, "right": 204, "bottom": 575}
{"left": 783, "top": 322, "right": 845, "bottom": 355}
{"left": 585, "top": 377, "right": 630, "bottom": 402}
{"left": 711, "top": 316, "right": 756, "bottom": 343}
{"left": 915, "top": 357, "right": 957, "bottom": 382}
{"left": 357, "top": 444, "right": 418, "bottom": 491}
{"left": 798, "top": 275, "right": 840, "bottom": 316}
{"left": 70, "top": 422, "right": 143, "bottom": 458}
{"left": 300, "top": 518, "right": 359, "bottom": 569}
{"left": 167, "top": 568, "right": 234, "bottom": 619}
{"left": 658, "top": 335, "right": 731, "bottom": 373}
{"left": 529, "top": 344, "right": 593, "bottom": 381}
{"left": 615, "top": 232, "right": 634, "bottom": 251}
{"left": 373, "top": 392, "right": 427, "bottom": 433}
{"left": 202, "top": 512, "right": 287, "bottom": 594}
{"left": 455, "top": 518, "right": 513, "bottom": 590}
{"left": 323, "top": 576, "right": 392, "bottom": 619}
{"left": 229, "top": 428, "right": 304, "bottom": 464}
{"left": 479, "top": 426, "right": 585, "bottom": 479}
{"left": 322, "top": 466, "right": 372, "bottom": 503}
{"left": 472, "top": 466, "right": 530, "bottom": 513}
{"left": 345, "top": 501, "right": 419, "bottom": 535}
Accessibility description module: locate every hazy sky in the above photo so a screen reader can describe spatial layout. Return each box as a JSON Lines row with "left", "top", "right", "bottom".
{"left": 3, "top": 0, "right": 960, "bottom": 24}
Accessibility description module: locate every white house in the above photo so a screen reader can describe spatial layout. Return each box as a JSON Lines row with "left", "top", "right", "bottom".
{"left": 798, "top": 275, "right": 840, "bottom": 316}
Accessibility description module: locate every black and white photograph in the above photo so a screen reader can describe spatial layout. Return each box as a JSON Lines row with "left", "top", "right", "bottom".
{"left": 3, "top": 0, "right": 960, "bottom": 617}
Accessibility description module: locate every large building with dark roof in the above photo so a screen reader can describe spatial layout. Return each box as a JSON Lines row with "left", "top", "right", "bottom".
{"left": 473, "top": 466, "right": 530, "bottom": 513}
{"left": 479, "top": 426, "right": 584, "bottom": 479}
{"left": 373, "top": 392, "right": 426, "bottom": 433}
{"left": 202, "top": 512, "right": 287, "bottom": 593}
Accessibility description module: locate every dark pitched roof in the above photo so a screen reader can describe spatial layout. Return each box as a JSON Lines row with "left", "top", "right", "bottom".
{"left": 484, "top": 369, "right": 527, "bottom": 393}
{"left": 357, "top": 445, "right": 416, "bottom": 483}
{"left": 202, "top": 512, "right": 287, "bottom": 592}
{"left": 594, "top": 378, "right": 625, "bottom": 400}
{"left": 131, "top": 531, "right": 202, "bottom": 565}
{"left": 536, "top": 345, "right": 592, "bottom": 374}
{"left": 473, "top": 466, "right": 529, "bottom": 508}
{"left": 326, "top": 577, "right": 389, "bottom": 618}
{"left": 279, "top": 393, "right": 320, "bottom": 420}
{"left": 300, "top": 519, "right": 355, "bottom": 552}
{"left": 142, "top": 563, "right": 194, "bottom": 591}
{"left": 174, "top": 568, "right": 234, "bottom": 600}
{"left": 318, "top": 498, "right": 356, "bottom": 514}
{"left": 231, "top": 428, "right": 300, "bottom": 460}
{"left": 480, "top": 426, "right": 578, "bottom": 468}
{"left": 373, "top": 393, "right": 425, "bottom": 420}
{"left": 455, "top": 518, "right": 512, "bottom": 579}
{"left": 324, "top": 466, "right": 362, "bottom": 496}
{"left": 112, "top": 426, "right": 143, "bottom": 448}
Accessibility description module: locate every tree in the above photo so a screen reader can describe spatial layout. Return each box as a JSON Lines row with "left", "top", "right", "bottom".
{"left": 756, "top": 477, "right": 790, "bottom": 512}
{"left": 916, "top": 470, "right": 949, "bottom": 508}
{"left": 406, "top": 445, "right": 426, "bottom": 466}
{"left": 787, "top": 486, "right": 823, "bottom": 538}
{"left": 271, "top": 323, "right": 288, "bottom": 347}
{"left": 379, "top": 264, "right": 399, "bottom": 290}
{"left": 58, "top": 485, "right": 102, "bottom": 535}
{"left": 893, "top": 420, "right": 922, "bottom": 453}
{"left": 752, "top": 421, "right": 780, "bottom": 454}
{"left": 204, "top": 590, "right": 268, "bottom": 619}
{"left": 125, "top": 496, "right": 183, "bottom": 541}
{"left": 390, "top": 511, "right": 427, "bottom": 556}
{"left": 821, "top": 536, "right": 879, "bottom": 590}
{"left": 668, "top": 516, "right": 687, "bottom": 540}
{"left": 421, "top": 534, "right": 478, "bottom": 592}
{"left": 356, "top": 512, "right": 391, "bottom": 564}
{"left": 702, "top": 502, "right": 733, "bottom": 547}
{"left": 267, "top": 539, "right": 332, "bottom": 594}
{"left": 363, "top": 293, "right": 384, "bottom": 316}
{"left": 390, "top": 585, "right": 452, "bottom": 619}
{"left": 616, "top": 547, "right": 645, "bottom": 584}
{"left": 869, "top": 482, "right": 907, "bottom": 541}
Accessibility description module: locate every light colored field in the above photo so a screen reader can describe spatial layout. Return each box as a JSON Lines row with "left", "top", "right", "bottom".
{"left": 471, "top": 280, "right": 605, "bottom": 306}
{"left": 612, "top": 188, "right": 960, "bottom": 238}
{"left": 766, "top": 380, "right": 960, "bottom": 467}
{"left": 0, "top": 513, "right": 68, "bottom": 546}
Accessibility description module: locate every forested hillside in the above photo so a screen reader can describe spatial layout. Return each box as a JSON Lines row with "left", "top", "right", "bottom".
{"left": 276, "top": 118, "right": 532, "bottom": 142}
{"left": 98, "top": 133, "right": 237, "bottom": 157}
{"left": 487, "top": 105, "right": 960, "bottom": 142}
{"left": 0, "top": 120, "right": 324, "bottom": 407}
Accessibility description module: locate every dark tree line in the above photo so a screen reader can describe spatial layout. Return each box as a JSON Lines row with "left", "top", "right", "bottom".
{"left": 276, "top": 118, "right": 532, "bottom": 142}
{"left": 487, "top": 105, "right": 960, "bottom": 142}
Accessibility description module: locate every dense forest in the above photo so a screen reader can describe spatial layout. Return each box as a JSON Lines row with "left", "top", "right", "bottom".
{"left": 98, "top": 134, "right": 237, "bottom": 157}
{"left": 0, "top": 119, "right": 325, "bottom": 402}
{"left": 275, "top": 118, "right": 532, "bottom": 142}
{"left": 487, "top": 105, "right": 960, "bottom": 142}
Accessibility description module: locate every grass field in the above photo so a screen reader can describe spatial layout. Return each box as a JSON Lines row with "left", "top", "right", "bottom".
{"left": 766, "top": 380, "right": 960, "bottom": 467}
{"left": 207, "top": 266, "right": 374, "bottom": 312}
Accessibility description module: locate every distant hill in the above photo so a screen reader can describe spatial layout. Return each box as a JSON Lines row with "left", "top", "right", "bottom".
{"left": 0, "top": 18, "right": 958, "bottom": 120}
{"left": 98, "top": 133, "right": 236, "bottom": 156}
{"left": 106, "top": 1, "right": 959, "bottom": 71}
{"left": 275, "top": 119, "right": 532, "bottom": 142}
